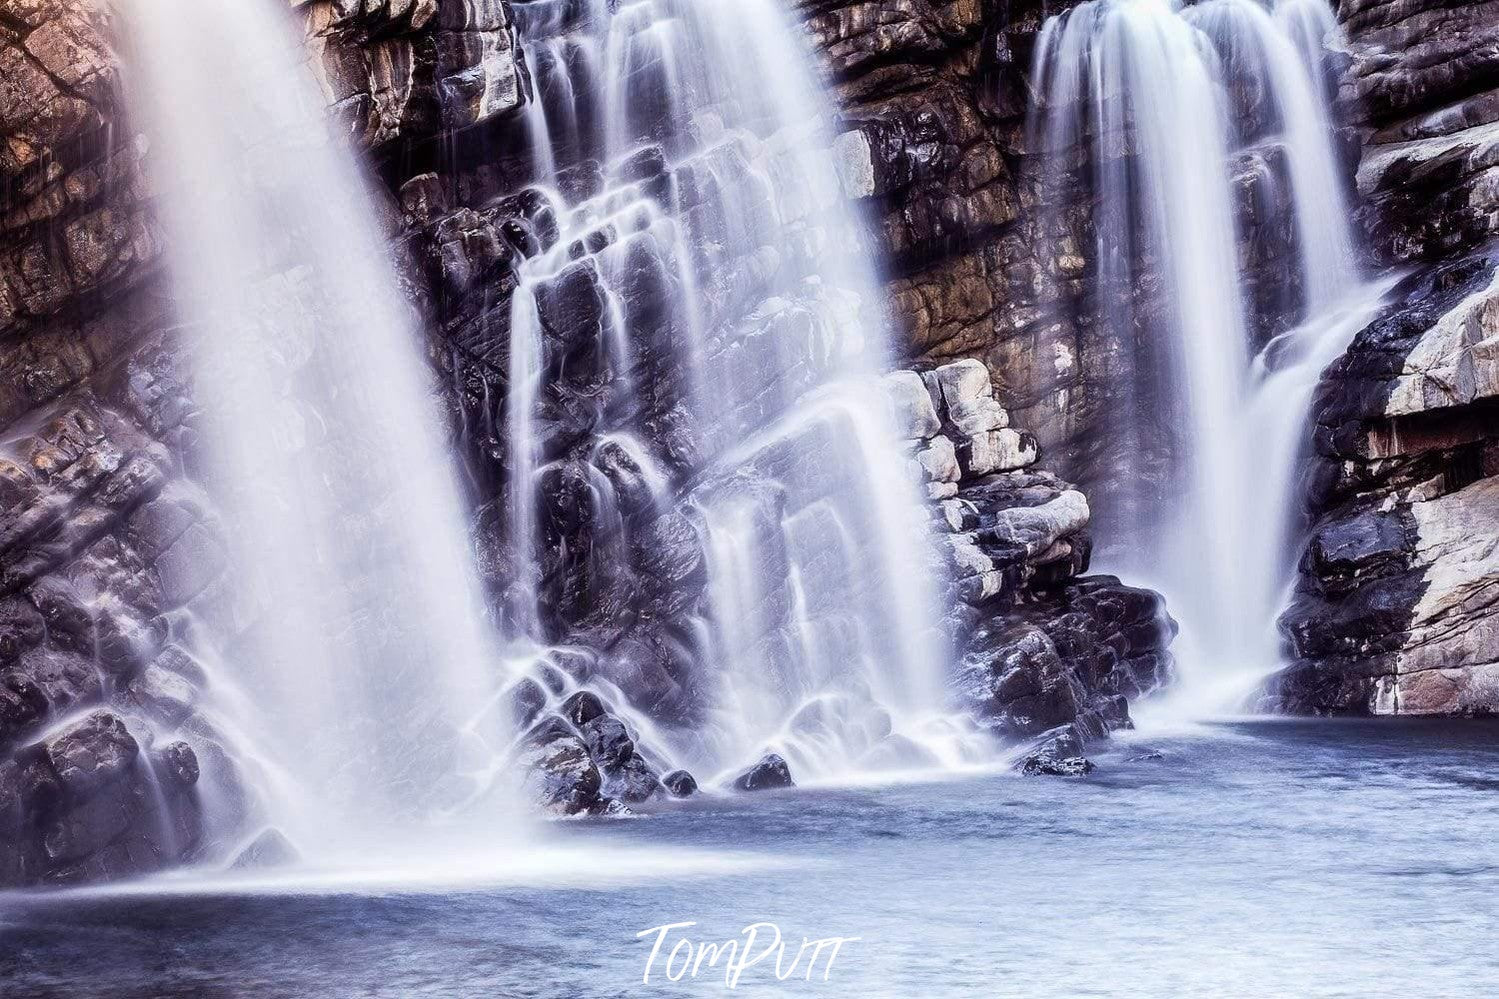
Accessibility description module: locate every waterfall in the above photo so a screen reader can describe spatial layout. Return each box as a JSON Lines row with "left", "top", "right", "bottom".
{"left": 1027, "top": 0, "right": 1372, "bottom": 710}
{"left": 508, "top": 0, "right": 969, "bottom": 780}
{"left": 123, "top": 0, "right": 519, "bottom": 857}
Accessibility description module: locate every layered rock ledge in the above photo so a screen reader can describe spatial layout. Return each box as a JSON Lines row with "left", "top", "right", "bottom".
{"left": 1268, "top": 249, "right": 1499, "bottom": 714}
{"left": 889, "top": 359, "right": 1176, "bottom": 750}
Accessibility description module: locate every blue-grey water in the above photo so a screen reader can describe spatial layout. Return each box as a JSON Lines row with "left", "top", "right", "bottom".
{"left": 3, "top": 720, "right": 1497, "bottom": 997}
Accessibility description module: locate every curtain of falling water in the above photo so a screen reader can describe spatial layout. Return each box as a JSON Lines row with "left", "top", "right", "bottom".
{"left": 123, "top": 0, "right": 519, "bottom": 858}
{"left": 1027, "top": 0, "right": 1366, "bottom": 711}
{"left": 507, "top": 0, "right": 970, "bottom": 779}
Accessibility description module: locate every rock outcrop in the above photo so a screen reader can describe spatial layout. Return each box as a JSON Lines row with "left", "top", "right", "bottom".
{"left": 800, "top": 0, "right": 1196, "bottom": 546}
{"left": 800, "top": 1, "right": 1086, "bottom": 470}
{"left": 889, "top": 358, "right": 1176, "bottom": 748}
{"left": 1265, "top": 0, "right": 1499, "bottom": 715}
{"left": 1342, "top": 0, "right": 1499, "bottom": 264}
{"left": 1268, "top": 249, "right": 1499, "bottom": 714}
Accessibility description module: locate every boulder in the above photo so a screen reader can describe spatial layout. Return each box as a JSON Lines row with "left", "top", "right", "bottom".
{"left": 957, "top": 429, "right": 1038, "bottom": 477}
{"left": 151, "top": 741, "right": 199, "bottom": 788}
{"left": 579, "top": 714, "right": 635, "bottom": 770}
{"left": 661, "top": 769, "right": 699, "bottom": 798}
{"left": 560, "top": 690, "right": 609, "bottom": 727}
{"left": 924, "top": 360, "right": 1009, "bottom": 438}
{"left": 883, "top": 370, "right": 941, "bottom": 440}
{"left": 517, "top": 716, "right": 604, "bottom": 816}
{"left": 601, "top": 753, "right": 663, "bottom": 805}
{"left": 44, "top": 711, "right": 138, "bottom": 797}
{"left": 915, "top": 435, "right": 960, "bottom": 483}
{"left": 732, "top": 753, "right": 794, "bottom": 792}
{"left": 1019, "top": 753, "right": 1095, "bottom": 777}
{"left": 504, "top": 678, "right": 548, "bottom": 729}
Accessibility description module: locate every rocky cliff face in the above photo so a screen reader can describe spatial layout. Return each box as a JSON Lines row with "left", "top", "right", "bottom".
{"left": 790, "top": 0, "right": 1498, "bottom": 717}
{"left": 798, "top": 0, "right": 1214, "bottom": 546}
{"left": 0, "top": 0, "right": 220, "bottom": 884}
{"left": 797, "top": 0, "right": 1125, "bottom": 508}
{"left": 1266, "top": 0, "right": 1499, "bottom": 714}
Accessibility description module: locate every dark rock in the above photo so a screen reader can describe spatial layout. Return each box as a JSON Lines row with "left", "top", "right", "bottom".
{"left": 535, "top": 664, "right": 568, "bottom": 695}
{"left": 560, "top": 690, "right": 609, "bottom": 727}
{"left": 44, "top": 711, "right": 139, "bottom": 798}
{"left": 150, "top": 741, "right": 199, "bottom": 788}
{"left": 505, "top": 678, "right": 548, "bottom": 729}
{"left": 732, "top": 753, "right": 794, "bottom": 792}
{"left": 1269, "top": 248, "right": 1499, "bottom": 716}
{"left": 579, "top": 714, "right": 634, "bottom": 770}
{"left": 0, "top": 672, "right": 50, "bottom": 749}
{"left": 516, "top": 718, "right": 604, "bottom": 816}
{"left": 1019, "top": 753, "right": 1095, "bottom": 777}
{"left": 661, "top": 769, "right": 698, "bottom": 798}
{"left": 601, "top": 752, "right": 663, "bottom": 805}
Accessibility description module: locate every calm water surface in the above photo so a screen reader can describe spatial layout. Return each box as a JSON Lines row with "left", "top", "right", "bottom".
{"left": 3, "top": 720, "right": 1497, "bottom": 998}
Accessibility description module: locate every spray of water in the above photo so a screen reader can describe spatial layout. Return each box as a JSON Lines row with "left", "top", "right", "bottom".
{"left": 1027, "top": 0, "right": 1374, "bottom": 713}
{"left": 123, "top": 0, "right": 522, "bottom": 861}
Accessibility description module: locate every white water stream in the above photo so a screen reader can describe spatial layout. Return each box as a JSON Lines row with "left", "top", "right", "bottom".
{"left": 124, "top": 0, "right": 521, "bottom": 860}
{"left": 1028, "top": 0, "right": 1377, "bottom": 712}
{"left": 507, "top": 0, "right": 975, "bottom": 780}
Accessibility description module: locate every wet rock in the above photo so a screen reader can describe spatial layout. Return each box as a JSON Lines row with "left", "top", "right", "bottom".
{"left": 151, "top": 741, "right": 199, "bottom": 788}
{"left": 517, "top": 715, "right": 604, "bottom": 816}
{"left": 1341, "top": 0, "right": 1499, "bottom": 263}
{"left": 884, "top": 370, "right": 941, "bottom": 439}
{"left": 915, "top": 435, "right": 961, "bottom": 483}
{"left": 123, "top": 662, "right": 198, "bottom": 728}
{"left": 957, "top": 575, "right": 1174, "bottom": 742}
{"left": 661, "top": 769, "right": 698, "bottom": 798}
{"left": 1019, "top": 753, "right": 1095, "bottom": 777}
{"left": 924, "top": 359, "right": 1009, "bottom": 438}
{"left": 505, "top": 678, "right": 548, "bottom": 729}
{"left": 231, "top": 828, "right": 299, "bottom": 871}
{"left": 560, "top": 690, "right": 609, "bottom": 727}
{"left": 44, "top": 711, "right": 138, "bottom": 798}
{"left": 957, "top": 428, "right": 1038, "bottom": 477}
{"left": 579, "top": 714, "right": 634, "bottom": 770}
{"left": 732, "top": 753, "right": 794, "bottom": 792}
{"left": 1016, "top": 725, "right": 1095, "bottom": 776}
{"left": 1270, "top": 249, "right": 1499, "bottom": 716}
{"left": 601, "top": 752, "right": 663, "bottom": 805}
{"left": 0, "top": 673, "right": 50, "bottom": 750}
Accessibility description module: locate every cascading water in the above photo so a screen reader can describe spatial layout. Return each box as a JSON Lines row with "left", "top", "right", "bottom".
{"left": 506, "top": 0, "right": 974, "bottom": 780}
{"left": 1027, "top": 0, "right": 1380, "bottom": 710}
{"left": 123, "top": 0, "right": 519, "bottom": 858}
{"left": 1274, "top": 0, "right": 1345, "bottom": 105}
